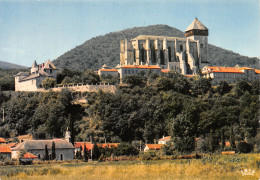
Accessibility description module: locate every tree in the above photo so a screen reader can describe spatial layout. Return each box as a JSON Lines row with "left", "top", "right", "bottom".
{"left": 44, "top": 144, "right": 49, "bottom": 160}
{"left": 216, "top": 81, "right": 232, "bottom": 95}
{"left": 51, "top": 141, "right": 56, "bottom": 160}
{"left": 92, "top": 143, "right": 101, "bottom": 161}
{"left": 41, "top": 78, "right": 56, "bottom": 89}
{"left": 83, "top": 143, "right": 88, "bottom": 162}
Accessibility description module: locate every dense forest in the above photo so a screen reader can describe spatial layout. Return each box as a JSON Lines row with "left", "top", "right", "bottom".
{"left": 53, "top": 24, "right": 259, "bottom": 71}
{"left": 0, "top": 71, "right": 259, "bottom": 153}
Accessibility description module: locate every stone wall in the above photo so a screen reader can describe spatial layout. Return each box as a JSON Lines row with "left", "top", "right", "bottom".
{"left": 38, "top": 84, "right": 117, "bottom": 93}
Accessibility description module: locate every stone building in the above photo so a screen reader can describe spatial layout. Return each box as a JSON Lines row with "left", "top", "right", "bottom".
{"left": 11, "top": 130, "right": 74, "bottom": 160}
{"left": 201, "top": 66, "right": 260, "bottom": 84}
{"left": 11, "top": 139, "right": 74, "bottom": 160}
{"left": 119, "top": 18, "right": 209, "bottom": 75}
{"left": 15, "top": 60, "right": 57, "bottom": 91}
{"left": 97, "top": 64, "right": 119, "bottom": 76}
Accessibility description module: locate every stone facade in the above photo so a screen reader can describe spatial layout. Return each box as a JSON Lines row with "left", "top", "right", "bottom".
{"left": 119, "top": 18, "right": 209, "bottom": 75}
{"left": 15, "top": 60, "right": 57, "bottom": 91}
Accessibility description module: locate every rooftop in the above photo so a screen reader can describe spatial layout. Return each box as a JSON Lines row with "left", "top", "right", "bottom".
{"left": 185, "top": 18, "right": 208, "bottom": 32}
{"left": 121, "top": 65, "right": 161, "bottom": 69}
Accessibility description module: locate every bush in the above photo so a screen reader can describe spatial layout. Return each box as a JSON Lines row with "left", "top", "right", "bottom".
{"left": 236, "top": 142, "right": 253, "bottom": 153}
{"left": 115, "top": 142, "right": 139, "bottom": 156}
{"left": 174, "top": 137, "right": 195, "bottom": 153}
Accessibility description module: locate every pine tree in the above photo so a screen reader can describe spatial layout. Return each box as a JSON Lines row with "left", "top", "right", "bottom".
{"left": 51, "top": 141, "right": 56, "bottom": 160}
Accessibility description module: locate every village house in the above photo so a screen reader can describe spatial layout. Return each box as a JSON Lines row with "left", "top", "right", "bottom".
{"left": 144, "top": 144, "right": 164, "bottom": 152}
{"left": 11, "top": 139, "right": 74, "bottom": 160}
{"left": 158, "top": 136, "right": 171, "bottom": 145}
{"left": 0, "top": 143, "right": 17, "bottom": 160}
{"left": 98, "top": 64, "right": 119, "bottom": 77}
{"left": 19, "top": 152, "right": 38, "bottom": 165}
{"left": 11, "top": 130, "right": 74, "bottom": 160}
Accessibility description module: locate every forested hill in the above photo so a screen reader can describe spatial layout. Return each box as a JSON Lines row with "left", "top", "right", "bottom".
{"left": 53, "top": 25, "right": 259, "bottom": 71}
{"left": 0, "top": 61, "right": 27, "bottom": 69}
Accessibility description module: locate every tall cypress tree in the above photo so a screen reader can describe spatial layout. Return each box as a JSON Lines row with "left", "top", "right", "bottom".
{"left": 44, "top": 144, "right": 49, "bottom": 160}
{"left": 83, "top": 143, "right": 88, "bottom": 162}
{"left": 51, "top": 141, "right": 56, "bottom": 160}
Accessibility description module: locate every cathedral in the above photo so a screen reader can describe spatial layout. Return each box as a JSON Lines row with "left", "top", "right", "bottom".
{"left": 119, "top": 18, "right": 209, "bottom": 75}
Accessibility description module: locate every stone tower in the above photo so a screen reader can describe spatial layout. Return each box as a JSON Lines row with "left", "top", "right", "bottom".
{"left": 31, "top": 60, "right": 39, "bottom": 74}
{"left": 185, "top": 18, "right": 209, "bottom": 68}
{"left": 65, "top": 128, "right": 71, "bottom": 143}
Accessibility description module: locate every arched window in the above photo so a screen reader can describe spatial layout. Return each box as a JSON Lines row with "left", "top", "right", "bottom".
{"left": 168, "top": 46, "right": 172, "bottom": 62}
{"left": 180, "top": 45, "right": 183, "bottom": 51}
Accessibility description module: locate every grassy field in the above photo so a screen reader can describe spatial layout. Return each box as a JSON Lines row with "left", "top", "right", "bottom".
{"left": 0, "top": 154, "right": 259, "bottom": 180}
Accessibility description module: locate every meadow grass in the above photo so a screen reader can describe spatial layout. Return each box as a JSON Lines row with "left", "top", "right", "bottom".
{"left": 0, "top": 154, "right": 259, "bottom": 180}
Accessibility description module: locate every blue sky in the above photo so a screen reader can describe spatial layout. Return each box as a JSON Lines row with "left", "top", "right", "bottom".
{"left": 0, "top": 0, "right": 259, "bottom": 67}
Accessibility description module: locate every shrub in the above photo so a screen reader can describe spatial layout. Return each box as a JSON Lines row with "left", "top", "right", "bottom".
{"left": 236, "top": 142, "right": 253, "bottom": 153}
{"left": 115, "top": 142, "right": 139, "bottom": 156}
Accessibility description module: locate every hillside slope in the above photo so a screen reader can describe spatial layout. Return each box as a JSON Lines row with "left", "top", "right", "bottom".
{"left": 53, "top": 25, "right": 259, "bottom": 71}
{"left": 0, "top": 61, "right": 27, "bottom": 69}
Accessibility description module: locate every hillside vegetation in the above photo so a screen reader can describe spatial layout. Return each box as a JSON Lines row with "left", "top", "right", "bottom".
{"left": 53, "top": 25, "right": 259, "bottom": 70}
{"left": 0, "top": 61, "right": 27, "bottom": 69}
{"left": 0, "top": 72, "right": 259, "bottom": 154}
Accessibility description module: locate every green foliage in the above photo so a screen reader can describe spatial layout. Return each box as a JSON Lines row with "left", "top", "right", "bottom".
{"left": 0, "top": 73, "right": 259, "bottom": 154}
{"left": 41, "top": 78, "right": 56, "bottom": 89}
{"left": 83, "top": 143, "right": 88, "bottom": 162}
{"left": 174, "top": 137, "right": 195, "bottom": 153}
{"left": 53, "top": 25, "right": 259, "bottom": 71}
{"left": 216, "top": 81, "right": 232, "bottom": 95}
{"left": 115, "top": 142, "right": 139, "bottom": 156}
{"left": 236, "top": 142, "right": 253, "bottom": 153}
{"left": 92, "top": 143, "right": 101, "bottom": 161}
{"left": 0, "top": 69, "right": 27, "bottom": 91}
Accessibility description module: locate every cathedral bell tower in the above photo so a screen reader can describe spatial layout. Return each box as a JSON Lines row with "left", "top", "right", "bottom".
{"left": 185, "top": 18, "right": 209, "bottom": 68}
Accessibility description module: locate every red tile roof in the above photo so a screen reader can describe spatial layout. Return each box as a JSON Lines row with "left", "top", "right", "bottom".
{"left": 161, "top": 69, "right": 169, "bottom": 73}
{"left": 99, "top": 69, "right": 118, "bottom": 72}
{"left": 0, "top": 146, "right": 11, "bottom": 153}
{"left": 206, "top": 66, "right": 243, "bottom": 73}
{"left": 74, "top": 142, "right": 120, "bottom": 150}
{"left": 22, "top": 152, "right": 38, "bottom": 159}
{"left": 99, "top": 143, "right": 119, "bottom": 148}
{"left": 159, "top": 136, "right": 171, "bottom": 141}
{"left": 0, "top": 137, "right": 7, "bottom": 143}
{"left": 145, "top": 144, "right": 164, "bottom": 150}
{"left": 121, "top": 65, "right": 161, "bottom": 69}
{"left": 0, "top": 143, "right": 17, "bottom": 148}
{"left": 255, "top": 70, "right": 260, "bottom": 74}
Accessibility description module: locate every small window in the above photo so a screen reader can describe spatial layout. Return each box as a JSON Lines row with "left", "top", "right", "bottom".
{"left": 200, "top": 44, "right": 203, "bottom": 48}
{"left": 50, "top": 69, "right": 52, "bottom": 73}
{"left": 60, "top": 154, "right": 63, "bottom": 161}
{"left": 38, "top": 154, "right": 41, "bottom": 159}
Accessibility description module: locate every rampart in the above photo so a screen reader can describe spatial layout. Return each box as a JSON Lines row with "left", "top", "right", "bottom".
{"left": 38, "top": 83, "right": 117, "bottom": 93}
